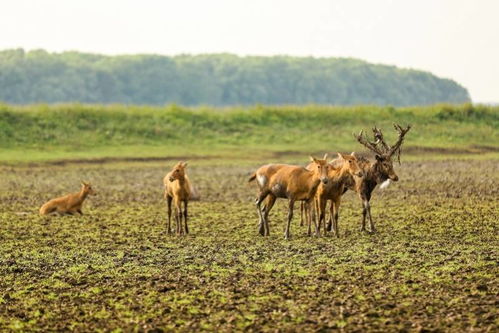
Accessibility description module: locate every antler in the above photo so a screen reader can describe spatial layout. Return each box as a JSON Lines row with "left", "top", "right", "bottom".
{"left": 388, "top": 123, "right": 412, "bottom": 163}
{"left": 353, "top": 129, "right": 385, "bottom": 155}
{"left": 372, "top": 126, "right": 390, "bottom": 152}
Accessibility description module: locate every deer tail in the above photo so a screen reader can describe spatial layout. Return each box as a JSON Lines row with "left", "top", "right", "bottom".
{"left": 190, "top": 185, "right": 201, "bottom": 201}
{"left": 248, "top": 173, "right": 256, "bottom": 183}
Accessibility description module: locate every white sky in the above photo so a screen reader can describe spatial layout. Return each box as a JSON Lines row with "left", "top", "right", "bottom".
{"left": 0, "top": 0, "right": 498, "bottom": 102}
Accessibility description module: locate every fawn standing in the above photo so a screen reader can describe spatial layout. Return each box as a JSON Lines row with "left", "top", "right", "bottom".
{"left": 163, "top": 162, "right": 194, "bottom": 235}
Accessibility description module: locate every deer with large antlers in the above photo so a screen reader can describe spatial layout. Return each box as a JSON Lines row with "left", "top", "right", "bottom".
{"left": 342, "top": 124, "right": 411, "bottom": 233}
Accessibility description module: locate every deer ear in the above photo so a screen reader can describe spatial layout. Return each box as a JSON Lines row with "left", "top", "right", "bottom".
{"left": 309, "top": 156, "right": 317, "bottom": 162}
{"left": 351, "top": 152, "right": 356, "bottom": 157}
{"left": 183, "top": 162, "right": 188, "bottom": 168}
{"left": 323, "top": 153, "right": 328, "bottom": 160}
{"left": 337, "top": 152, "right": 344, "bottom": 160}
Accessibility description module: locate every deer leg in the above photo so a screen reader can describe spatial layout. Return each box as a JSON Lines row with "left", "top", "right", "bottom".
{"left": 302, "top": 202, "right": 306, "bottom": 228}
{"left": 263, "top": 194, "right": 276, "bottom": 236}
{"left": 326, "top": 201, "right": 333, "bottom": 232}
{"left": 255, "top": 192, "right": 269, "bottom": 236}
{"left": 166, "top": 195, "right": 173, "bottom": 234}
{"left": 174, "top": 197, "right": 182, "bottom": 235}
{"left": 332, "top": 199, "right": 341, "bottom": 238}
{"left": 308, "top": 199, "right": 316, "bottom": 236}
{"left": 366, "top": 200, "right": 376, "bottom": 233}
{"left": 183, "top": 200, "right": 189, "bottom": 234}
{"left": 300, "top": 202, "right": 305, "bottom": 227}
{"left": 329, "top": 201, "right": 335, "bottom": 236}
{"left": 317, "top": 198, "right": 327, "bottom": 237}
{"left": 285, "top": 199, "right": 295, "bottom": 240}
{"left": 179, "top": 200, "right": 185, "bottom": 235}
{"left": 316, "top": 199, "right": 322, "bottom": 235}
{"left": 304, "top": 202, "right": 310, "bottom": 233}
{"left": 307, "top": 202, "right": 312, "bottom": 236}
{"left": 310, "top": 200, "right": 317, "bottom": 236}
{"left": 360, "top": 200, "right": 368, "bottom": 232}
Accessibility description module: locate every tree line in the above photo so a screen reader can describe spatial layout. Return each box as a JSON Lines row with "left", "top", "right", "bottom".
{"left": 0, "top": 49, "right": 470, "bottom": 106}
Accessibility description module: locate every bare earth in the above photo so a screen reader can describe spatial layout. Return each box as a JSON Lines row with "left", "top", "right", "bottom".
{"left": 0, "top": 159, "right": 497, "bottom": 331}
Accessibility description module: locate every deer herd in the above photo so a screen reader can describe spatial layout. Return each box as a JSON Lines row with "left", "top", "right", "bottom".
{"left": 39, "top": 124, "right": 411, "bottom": 240}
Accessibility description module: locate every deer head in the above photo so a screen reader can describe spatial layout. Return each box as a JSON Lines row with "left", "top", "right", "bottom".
{"left": 80, "top": 181, "right": 96, "bottom": 195}
{"left": 309, "top": 155, "right": 330, "bottom": 185}
{"left": 337, "top": 152, "right": 364, "bottom": 177}
{"left": 354, "top": 123, "right": 411, "bottom": 182}
{"left": 169, "top": 161, "right": 188, "bottom": 182}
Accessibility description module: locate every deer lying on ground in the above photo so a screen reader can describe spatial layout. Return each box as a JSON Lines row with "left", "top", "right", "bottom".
{"left": 163, "top": 161, "right": 195, "bottom": 235}
{"left": 39, "top": 181, "right": 95, "bottom": 215}
{"left": 248, "top": 156, "right": 329, "bottom": 239}
{"left": 345, "top": 124, "right": 411, "bottom": 233}
{"left": 303, "top": 153, "right": 363, "bottom": 237}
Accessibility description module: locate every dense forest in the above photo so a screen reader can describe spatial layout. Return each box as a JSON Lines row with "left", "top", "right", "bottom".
{"left": 0, "top": 49, "right": 470, "bottom": 106}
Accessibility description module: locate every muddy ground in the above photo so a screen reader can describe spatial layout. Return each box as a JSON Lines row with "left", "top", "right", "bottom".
{"left": 0, "top": 159, "right": 497, "bottom": 331}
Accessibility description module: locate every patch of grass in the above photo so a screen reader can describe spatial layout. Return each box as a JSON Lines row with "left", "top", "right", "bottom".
{"left": 0, "top": 103, "right": 498, "bottom": 163}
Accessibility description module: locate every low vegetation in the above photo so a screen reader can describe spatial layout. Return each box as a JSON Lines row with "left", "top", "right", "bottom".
{"left": 0, "top": 159, "right": 497, "bottom": 331}
{"left": 0, "top": 103, "right": 498, "bottom": 163}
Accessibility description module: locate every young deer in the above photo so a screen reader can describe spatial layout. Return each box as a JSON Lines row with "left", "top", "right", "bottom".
{"left": 349, "top": 124, "right": 411, "bottom": 233}
{"left": 308, "top": 153, "right": 363, "bottom": 237}
{"left": 163, "top": 162, "right": 194, "bottom": 235}
{"left": 39, "top": 181, "right": 95, "bottom": 215}
{"left": 248, "top": 156, "right": 329, "bottom": 239}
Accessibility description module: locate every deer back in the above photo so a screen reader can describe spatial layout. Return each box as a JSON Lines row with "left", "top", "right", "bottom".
{"left": 269, "top": 165, "right": 320, "bottom": 200}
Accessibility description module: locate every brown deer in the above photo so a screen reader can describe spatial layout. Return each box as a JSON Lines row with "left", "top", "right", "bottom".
{"left": 248, "top": 156, "right": 330, "bottom": 239}
{"left": 346, "top": 124, "right": 411, "bottom": 233}
{"left": 306, "top": 153, "right": 364, "bottom": 237}
{"left": 163, "top": 161, "right": 194, "bottom": 235}
{"left": 39, "top": 181, "right": 95, "bottom": 215}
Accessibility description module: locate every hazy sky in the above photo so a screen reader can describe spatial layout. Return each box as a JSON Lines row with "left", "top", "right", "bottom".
{"left": 1, "top": 0, "right": 498, "bottom": 102}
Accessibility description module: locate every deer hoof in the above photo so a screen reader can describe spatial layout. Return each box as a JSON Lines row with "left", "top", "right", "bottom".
{"left": 258, "top": 226, "right": 265, "bottom": 236}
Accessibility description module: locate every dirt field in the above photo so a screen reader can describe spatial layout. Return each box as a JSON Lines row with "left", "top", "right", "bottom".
{"left": 0, "top": 159, "right": 497, "bottom": 331}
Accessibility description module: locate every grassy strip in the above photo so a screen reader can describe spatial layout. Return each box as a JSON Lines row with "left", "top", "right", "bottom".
{"left": 0, "top": 103, "right": 497, "bottom": 163}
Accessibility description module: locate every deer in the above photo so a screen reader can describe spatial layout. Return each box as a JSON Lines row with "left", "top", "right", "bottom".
{"left": 39, "top": 181, "right": 95, "bottom": 215}
{"left": 303, "top": 153, "right": 364, "bottom": 237}
{"left": 248, "top": 155, "right": 330, "bottom": 239}
{"left": 163, "top": 161, "right": 194, "bottom": 235}
{"left": 345, "top": 124, "right": 411, "bottom": 233}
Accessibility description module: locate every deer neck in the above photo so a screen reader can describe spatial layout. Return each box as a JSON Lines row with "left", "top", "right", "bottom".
{"left": 372, "top": 161, "right": 387, "bottom": 184}
{"left": 78, "top": 189, "right": 89, "bottom": 201}
{"left": 308, "top": 169, "right": 322, "bottom": 191}
{"left": 176, "top": 176, "right": 187, "bottom": 187}
{"left": 338, "top": 164, "right": 353, "bottom": 182}
{"left": 308, "top": 177, "right": 321, "bottom": 199}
